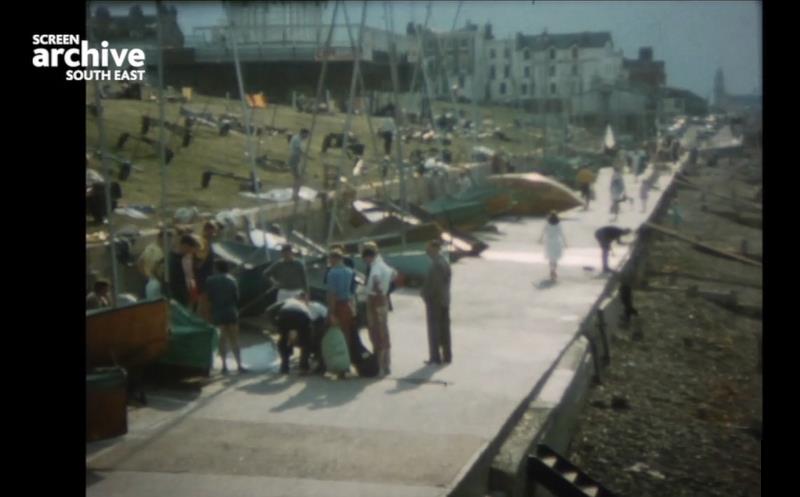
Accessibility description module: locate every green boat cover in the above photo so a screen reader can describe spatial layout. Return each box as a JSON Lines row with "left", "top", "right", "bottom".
{"left": 156, "top": 301, "right": 219, "bottom": 371}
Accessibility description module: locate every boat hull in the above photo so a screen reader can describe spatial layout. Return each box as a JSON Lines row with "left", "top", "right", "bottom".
{"left": 487, "top": 173, "right": 582, "bottom": 216}
{"left": 86, "top": 299, "right": 170, "bottom": 370}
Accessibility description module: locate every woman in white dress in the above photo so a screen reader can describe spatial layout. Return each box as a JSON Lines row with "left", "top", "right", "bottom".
{"left": 539, "top": 211, "right": 568, "bottom": 282}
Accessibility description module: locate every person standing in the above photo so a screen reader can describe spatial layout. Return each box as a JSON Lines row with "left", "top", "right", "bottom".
{"left": 594, "top": 226, "right": 632, "bottom": 273}
{"left": 195, "top": 221, "right": 217, "bottom": 320}
{"left": 609, "top": 167, "right": 629, "bottom": 221}
{"left": 288, "top": 128, "right": 311, "bottom": 200}
{"left": 167, "top": 234, "right": 201, "bottom": 307}
{"left": 361, "top": 244, "right": 397, "bottom": 376}
{"left": 639, "top": 179, "right": 652, "bottom": 213}
{"left": 421, "top": 240, "right": 452, "bottom": 365}
{"left": 262, "top": 244, "right": 309, "bottom": 303}
{"left": 636, "top": 150, "right": 649, "bottom": 178}
{"left": 380, "top": 116, "right": 395, "bottom": 157}
{"left": 326, "top": 248, "right": 357, "bottom": 352}
{"left": 538, "top": 211, "right": 567, "bottom": 282}
{"left": 205, "top": 260, "right": 247, "bottom": 374}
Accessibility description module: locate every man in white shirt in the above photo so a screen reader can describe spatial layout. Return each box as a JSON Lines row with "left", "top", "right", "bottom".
{"left": 361, "top": 242, "right": 397, "bottom": 376}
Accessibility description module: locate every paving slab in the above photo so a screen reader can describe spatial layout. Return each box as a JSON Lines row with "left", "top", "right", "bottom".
{"left": 87, "top": 159, "right": 680, "bottom": 497}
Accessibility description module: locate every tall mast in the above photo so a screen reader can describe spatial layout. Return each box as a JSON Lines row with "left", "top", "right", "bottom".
{"left": 225, "top": 2, "right": 269, "bottom": 257}
{"left": 325, "top": 1, "right": 368, "bottom": 246}
{"left": 88, "top": 4, "right": 120, "bottom": 307}
{"left": 289, "top": 0, "right": 341, "bottom": 235}
{"left": 384, "top": 1, "right": 409, "bottom": 212}
{"left": 155, "top": 1, "right": 170, "bottom": 286}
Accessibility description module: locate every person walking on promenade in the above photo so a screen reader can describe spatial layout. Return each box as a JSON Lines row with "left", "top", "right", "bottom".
{"left": 361, "top": 244, "right": 397, "bottom": 376}
{"left": 539, "top": 211, "right": 568, "bottom": 282}
{"left": 609, "top": 167, "right": 631, "bottom": 221}
{"left": 263, "top": 244, "right": 309, "bottom": 303}
{"left": 421, "top": 240, "right": 452, "bottom": 365}
{"left": 326, "top": 248, "right": 357, "bottom": 352}
{"left": 594, "top": 226, "right": 632, "bottom": 273}
{"left": 576, "top": 166, "right": 595, "bottom": 211}
{"left": 640, "top": 179, "right": 652, "bottom": 213}
{"left": 205, "top": 260, "right": 247, "bottom": 374}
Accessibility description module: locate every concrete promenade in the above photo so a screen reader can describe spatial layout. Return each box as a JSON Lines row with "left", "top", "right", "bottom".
{"left": 87, "top": 156, "right": 680, "bottom": 497}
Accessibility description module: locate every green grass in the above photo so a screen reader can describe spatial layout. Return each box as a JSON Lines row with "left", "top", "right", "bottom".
{"left": 86, "top": 86, "right": 572, "bottom": 233}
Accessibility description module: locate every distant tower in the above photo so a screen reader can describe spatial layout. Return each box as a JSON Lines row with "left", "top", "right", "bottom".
{"left": 713, "top": 68, "right": 726, "bottom": 108}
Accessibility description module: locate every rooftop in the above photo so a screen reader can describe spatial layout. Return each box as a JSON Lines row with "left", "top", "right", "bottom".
{"left": 517, "top": 31, "right": 612, "bottom": 50}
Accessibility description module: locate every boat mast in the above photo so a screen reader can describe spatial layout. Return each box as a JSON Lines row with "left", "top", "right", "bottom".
{"left": 224, "top": 2, "right": 269, "bottom": 258}
{"left": 384, "top": 1, "right": 408, "bottom": 213}
{"left": 289, "top": 0, "right": 341, "bottom": 236}
{"left": 325, "top": 1, "right": 368, "bottom": 247}
{"left": 88, "top": 5, "right": 120, "bottom": 307}
{"left": 339, "top": 6, "right": 382, "bottom": 174}
{"left": 155, "top": 1, "right": 170, "bottom": 286}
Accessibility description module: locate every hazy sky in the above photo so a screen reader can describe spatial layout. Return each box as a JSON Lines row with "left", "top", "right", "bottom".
{"left": 97, "top": 1, "right": 762, "bottom": 100}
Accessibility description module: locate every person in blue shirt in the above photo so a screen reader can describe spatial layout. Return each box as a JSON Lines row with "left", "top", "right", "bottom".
{"left": 326, "top": 248, "right": 356, "bottom": 350}
{"left": 205, "top": 260, "right": 247, "bottom": 374}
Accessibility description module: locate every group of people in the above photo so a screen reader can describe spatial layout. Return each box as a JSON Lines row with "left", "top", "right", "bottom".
{"left": 267, "top": 239, "right": 452, "bottom": 378}
{"left": 539, "top": 143, "right": 684, "bottom": 281}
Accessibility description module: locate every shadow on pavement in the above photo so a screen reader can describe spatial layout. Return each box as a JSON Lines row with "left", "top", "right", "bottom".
{"left": 535, "top": 279, "right": 556, "bottom": 290}
{"left": 385, "top": 364, "right": 449, "bottom": 395}
{"left": 268, "top": 375, "right": 373, "bottom": 412}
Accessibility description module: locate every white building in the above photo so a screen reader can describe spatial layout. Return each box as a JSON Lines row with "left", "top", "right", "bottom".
{"left": 421, "top": 27, "right": 626, "bottom": 112}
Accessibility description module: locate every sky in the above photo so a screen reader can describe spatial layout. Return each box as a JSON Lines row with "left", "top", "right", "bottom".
{"left": 94, "top": 1, "right": 762, "bottom": 100}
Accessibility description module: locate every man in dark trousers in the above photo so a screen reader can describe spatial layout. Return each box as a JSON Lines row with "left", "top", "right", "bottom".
{"left": 594, "top": 226, "right": 632, "bottom": 273}
{"left": 269, "top": 293, "right": 327, "bottom": 374}
{"left": 205, "top": 260, "right": 246, "bottom": 374}
{"left": 421, "top": 240, "right": 452, "bottom": 364}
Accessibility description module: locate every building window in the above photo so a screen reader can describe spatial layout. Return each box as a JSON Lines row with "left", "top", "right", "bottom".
{"left": 549, "top": 65, "right": 555, "bottom": 77}
{"left": 521, "top": 84, "right": 527, "bottom": 95}
{"left": 550, "top": 48, "right": 556, "bottom": 60}
{"left": 490, "top": 49, "right": 496, "bottom": 59}
{"left": 504, "top": 65, "right": 510, "bottom": 78}
{"left": 524, "top": 66, "right": 530, "bottom": 77}
{"left": 500, "top": 82, "right": 507, "bottom": 95}
{"left": 524, "top": 49, "right": 530, "bottom": 60}
{"left": 572, "top": 65, "right": 578, "bottom": 76}
{"left": 458, "top": 74, "right": 465, "bottom": 87}
{"left": 504, "top": 48, "right": 510, "bottom": 58}
{"left": 461, "top": 38, "right": 468, "bottom": 48}
{"left": 550, "top": 83, "right": 557, "bottom": 95}
{"left": 490, "top": 66, "right": 496, "bottom": 80}
{"left": 572, "top": 47, "right": 579, "bottom": 59}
